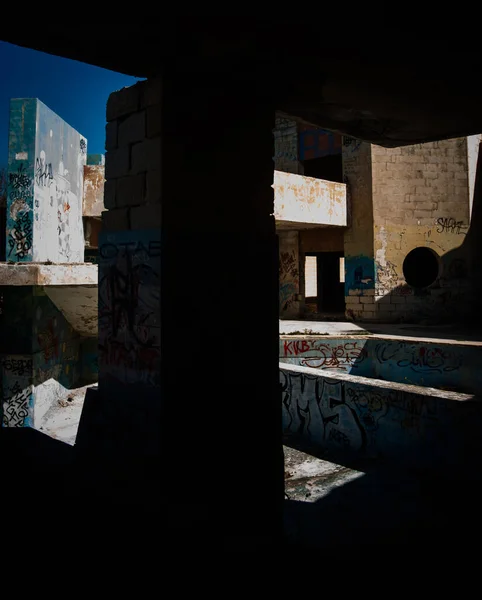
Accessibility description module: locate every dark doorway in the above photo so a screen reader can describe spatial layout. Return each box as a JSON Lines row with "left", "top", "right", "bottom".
{"left": 305, "top": 251, "right": 345, "bottom": 313}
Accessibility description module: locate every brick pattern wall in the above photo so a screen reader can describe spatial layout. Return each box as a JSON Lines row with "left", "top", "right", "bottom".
{"left": 371, "top": 138, "right": 471, "bottom": 323}
{"left": 342, "top": 137, "right": 376, "bottom": 321}
{"left": 103, "top": 78, "right": 161, "bottom": 229}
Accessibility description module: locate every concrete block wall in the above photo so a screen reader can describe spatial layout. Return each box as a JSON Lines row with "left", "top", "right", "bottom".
{"left": 100, "top": 78, "right": 161, "bottom": 390}
{"left": 342, "top": 137, "right": 376, "bottom": 320}
{"left": 6, "top": 99, "right": 86, "bottom": 263}
{"left": 343, "top": 136, "right": 475, "bottom": 323}
{"left": 370, "top": 138, "right": 471, "bottom": 323}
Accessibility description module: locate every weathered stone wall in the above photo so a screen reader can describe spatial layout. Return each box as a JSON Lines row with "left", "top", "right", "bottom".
{"left": 343, "top": 136, "right": 474, "bottom": 323}
{"left": 370, "top": 138, "right": 470, "bottom": 323}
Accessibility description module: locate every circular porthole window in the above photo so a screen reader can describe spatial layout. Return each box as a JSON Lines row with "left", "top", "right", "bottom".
{"left": 402, "top": 247, "right": 439, "bottom": 288}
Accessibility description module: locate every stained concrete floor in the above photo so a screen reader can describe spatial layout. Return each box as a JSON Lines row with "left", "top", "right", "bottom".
{"left": 280, "top": 319, "right": 482, "bottom": 344}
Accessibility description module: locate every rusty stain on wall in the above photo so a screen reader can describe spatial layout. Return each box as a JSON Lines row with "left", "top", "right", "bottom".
{"left": 83, "top": 165, "right": 105, "bottom": 217}
{"left": 273, "top": 170, "right": 347, "bottom": 227}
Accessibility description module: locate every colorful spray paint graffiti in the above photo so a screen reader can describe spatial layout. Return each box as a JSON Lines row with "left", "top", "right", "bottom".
{"left": 280, "top": 336, "right": 479, "bottom": 393}
{"left": 282, "top": 339, "right": 366, "bottom": 371}
{"left": 98, "top": 229, "right": 161, "bottom": 388}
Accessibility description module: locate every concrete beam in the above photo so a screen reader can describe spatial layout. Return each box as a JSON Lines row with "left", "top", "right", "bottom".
{"left": 0, "top": 263, "right": 97, "bottom": 286}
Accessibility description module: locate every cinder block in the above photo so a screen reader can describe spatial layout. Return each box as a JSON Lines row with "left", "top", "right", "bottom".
{"left": 131, "top": 137, "right": 161, "bottom": 174}
{"left": 391, "top": 295, "right": 407, "bottom": 304}
{"left": 116, "top": 174, "right": 146, "bottom": 208}
{"left": 140, "top": 78, "right": 162, "bottom": 108}
{"left": 103, "top": 179, "right": 116, "bottom": 209}
{"left": 102, "top": 208, "right": 130, "bottom": 231}
{"left": 118, "top": 111, "right": 146, "bottom": 147}
{"left": 379, "top": 303, "right": 394, "bottom": 311}
{"left": 360, "top": 296, "right": 375, "bottom": 303}
{"left": 146, "top": 170, "right": 161, "bottom": 203}
{"left": 345, "top": 296, "right": 360, "bottom": 304}
{"left": 105, "top": 121, "right": 118, "bottom": 151}
{"left": 106, "top": 85, "right": 140, "bottom": 122}
{"left": 130, "top": 204, "right": 161, "bottom": 230}
{"left": 105, "top": 147, "right": 130, "bottom": 180}
{"left": 147, "top": 105, "right": 161, "bottom": 138}
{"left": 362, "top": 311, "right": 376, "bottom": 319}
{"left": 362, "top": 303, "right": 376, "bottom": 311}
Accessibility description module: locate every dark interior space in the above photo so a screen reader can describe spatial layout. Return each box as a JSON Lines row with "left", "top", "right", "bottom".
{"left": 306, "top": 251, "right": 345, "bottom": 313}
{"left": 302, "top": 154, "right": 343, "bottom": 183}
{"left": 2, "top": 23, "right": 482, "bottom": 559}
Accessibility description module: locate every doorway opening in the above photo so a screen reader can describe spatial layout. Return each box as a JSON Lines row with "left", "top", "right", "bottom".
{"left": 304, "top": 251, "right": 345, "bottom": 315}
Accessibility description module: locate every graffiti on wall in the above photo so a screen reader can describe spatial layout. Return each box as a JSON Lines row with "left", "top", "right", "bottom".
{"left": 98, "top": 230, "right": 161, "bottom": 387}
{"left": 374, "top": 341, "right": 461, "bottom": 374}
{"left": 1, "top": 355, "right": 33, "bottom": 427}
{"left": 436, "top": 217, "right": 467, "bottom": 235}
{"left": 7, "top": 163, "right": 34, "bottom": 260}
{"left": 279, "top": 248, "right": 299, "bottom": 312}
{"left": 280, "top": 336, "right": 469, "bottom": 391}
{"left": 282, "top": 339, "right": 366, "bottom": 371}
{"left": 281, "top": 367, "right": 442, "bottom": 456}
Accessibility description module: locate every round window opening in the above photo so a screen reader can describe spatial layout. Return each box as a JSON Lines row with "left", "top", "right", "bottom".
{"left": 402, "top": 247, "right": 439, "bottom": 288}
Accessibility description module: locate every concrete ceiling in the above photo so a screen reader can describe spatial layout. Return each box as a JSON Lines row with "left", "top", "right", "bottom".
{"left": 1, "top": 20, "right": 481, "bottom": 147}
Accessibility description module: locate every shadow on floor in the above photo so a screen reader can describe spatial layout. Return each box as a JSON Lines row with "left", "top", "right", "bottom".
{"left": 283, "top": 436, "right": 482, "bottom": 554}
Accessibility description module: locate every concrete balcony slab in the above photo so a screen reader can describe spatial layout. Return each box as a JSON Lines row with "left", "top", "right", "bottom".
{"left": 273, "top": 170, "right": 347, "bottom": 229}
{"left": 0, "top": 262, "right": 97, "bottom": 286}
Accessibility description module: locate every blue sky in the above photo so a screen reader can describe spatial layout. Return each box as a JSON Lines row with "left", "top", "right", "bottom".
{"left": 0, "top": 41, "right": 143, "bottom": 167}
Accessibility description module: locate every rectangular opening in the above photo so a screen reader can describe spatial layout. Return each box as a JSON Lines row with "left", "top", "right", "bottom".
{"left": 304, "top": 255, "right": 317, "bottom": 298}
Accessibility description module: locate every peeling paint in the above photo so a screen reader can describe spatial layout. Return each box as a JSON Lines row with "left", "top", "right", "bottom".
{"left": 273, "top": 170, "right": 347, "bottom": 228}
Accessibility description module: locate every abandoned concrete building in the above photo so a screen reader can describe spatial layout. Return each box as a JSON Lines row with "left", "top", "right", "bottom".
{"left": 274, "top": 112, "right": 480, "bottom": 324}
{"left": 2, "top": 25, "right": 482, "bottom": 554}
{"left": 0, "top": 98, "right": 104, "bottom": 438}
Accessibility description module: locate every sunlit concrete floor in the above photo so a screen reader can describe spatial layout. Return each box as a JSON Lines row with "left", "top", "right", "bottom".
{"left": 280, "top": 319, "right": 482, "bottom": 344}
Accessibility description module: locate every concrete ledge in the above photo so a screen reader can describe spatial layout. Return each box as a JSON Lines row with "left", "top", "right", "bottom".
{"left": 280, "top": 362, "right": 481, "bottom": 472}
{"left": 0, "top": 263, "right": 98, "bottom": 286}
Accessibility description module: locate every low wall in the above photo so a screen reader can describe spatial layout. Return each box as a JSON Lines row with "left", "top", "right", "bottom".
{"left": 280, "top": 363, "right": 481, "bottom": 471}
{"left": 280, "top": 336, "right": 482, "bottom": 394}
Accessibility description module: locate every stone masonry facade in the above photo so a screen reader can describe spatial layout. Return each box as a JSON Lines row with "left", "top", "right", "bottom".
{"left": 344, "top": 137, "right": 476, "bottom": 323}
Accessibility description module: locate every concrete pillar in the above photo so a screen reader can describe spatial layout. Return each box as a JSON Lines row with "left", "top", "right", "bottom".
{"left": 78, "top": 74, "right": 282, "bottom": 544}
{"left": 6, "top": 99, "right": 86, "bottom": 263}
{"left": 0, "top": 286, "right": 83, "bottom": 428}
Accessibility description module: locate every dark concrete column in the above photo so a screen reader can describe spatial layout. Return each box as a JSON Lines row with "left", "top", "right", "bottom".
{"left": 78, "top": 73, "right": 282, "bottom": 545}
{"left": 162, "top": 71, "right": 282, "bottom": 544}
